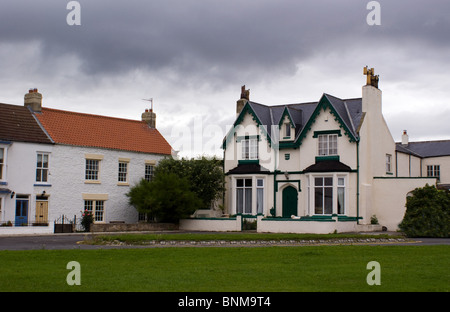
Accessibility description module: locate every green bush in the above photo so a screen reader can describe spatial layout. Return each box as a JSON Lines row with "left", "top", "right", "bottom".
{"left": 399, "top": 184, "right": 450, "bottom": 237}
{"left": 127, "top": 172, "right": 202, "bottom": 223}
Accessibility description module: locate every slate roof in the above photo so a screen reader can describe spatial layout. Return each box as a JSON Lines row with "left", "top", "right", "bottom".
{"left": 0, "top": 103, "right": 53, "bottom": 144}
{"left": 396, "top": 140, "right": 450, "bottom": 158}
{"left": 35, "top": 107, "right": 172, "bottom": 155}
{"left": 230, "top": 94, "right": 363, "bottom": 146}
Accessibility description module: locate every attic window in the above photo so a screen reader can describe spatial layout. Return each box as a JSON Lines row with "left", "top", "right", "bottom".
{"left": 285, "top": 123, "right": 291, "bottom": 138}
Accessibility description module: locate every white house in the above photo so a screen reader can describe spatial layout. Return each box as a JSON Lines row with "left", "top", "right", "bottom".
{"left": 220, "top": 67, "right": 444, "bottom": 233}
{"left": 0, "top": 99, "right": 54, "bottom": 233}
{"left": 0, "top": 89, "right": 173, "bottom": 233}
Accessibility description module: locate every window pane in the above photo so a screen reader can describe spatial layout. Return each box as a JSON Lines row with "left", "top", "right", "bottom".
{"left": 285, "top": 124, "right": 291, "bottom": 137}
{"left": 325, "top": 177, "right": 333, "bottom": 186}
{"left": 257, "top": 179, "right": 264, "bottom": 187}
{"left": 315, "top": 177, "right": 323, "bottom": 186}
{"left": 338, "top": 187, "right": 345, "bottom": 214}
{"left": 245, "top": 178, "right": 252, "bottom": 187}
{"left": 338, "top": 177, "right": 345, "bottom": 186}
{"left": 324, "top": 187, "right": 333, "bottom": 214}
{"left": 314, "top": 187, "right": 323, "bottom": 214}
{"left": 236, "top": 189, "right": 243, "bottom": 214}
{"left": 257, "top": 188, "right": 264, "bottom": 214}
{"left": 244, "top": 188, "right": 252, "bottom": 214}
{"left": 237, "top": 179, "right": 243, "bottom": 187}
{"left": 43, "top": 155, "right": 49, "bottom": 168}
{"left": 37, "top": 154, "right": 42, "bottom": 168}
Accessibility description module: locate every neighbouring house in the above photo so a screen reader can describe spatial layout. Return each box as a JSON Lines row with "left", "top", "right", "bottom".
{"left": 219, "top": 67, "right": 445, "bottom": 233}
{"left": 0, "top": 89, "right": 173, "bottom": 233}
{"left": 0, "top": 99, "right": 53, "bottom": 231}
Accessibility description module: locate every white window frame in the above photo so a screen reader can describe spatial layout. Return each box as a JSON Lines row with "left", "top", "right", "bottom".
{"left": 145, "top": 163, "right": 154, "bottom": 182}
{"left": 85, "top": 159, "right": 100, "bottom": 181}
{"left": 386, "top": 154, "right": 392, "bottom": 173}
{"left": 118, "top": 161, "right": 128, "bottom": 183}
{"left": 256, "top": 178, "right": 264, "bottom": 215}
{"left": 427, "top": 165, "right": 440, "bottom": 180}
{"left": 242, "top": 138, "right": 258, "bottom": 160}
{"left": 318, "top": 134, "right": 338, "bottom": 156}
{"left": 235, "top": 178, "right": 253, "bottom": 214}
{"left": 36, "top": 152, "right": 49, "bottom": 183}
{"left": 0, "top": 147, "right": 4, "bottom": 181}
{"left": 84, "top": 199, "right": 105, "bottom": 223}
{"left": 307, "top": 174, "right": 347, "bottom": 216}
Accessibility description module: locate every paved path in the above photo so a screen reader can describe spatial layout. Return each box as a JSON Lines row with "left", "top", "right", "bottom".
{"left": 0, "top": 233, "right": 449, "bottom": 250}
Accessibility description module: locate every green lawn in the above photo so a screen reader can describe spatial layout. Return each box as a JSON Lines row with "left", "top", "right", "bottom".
{"left": 0, "top": 245, "right": 448, "bottom": 292}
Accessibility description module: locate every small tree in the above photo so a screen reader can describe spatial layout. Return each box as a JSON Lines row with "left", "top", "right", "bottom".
{"left": 399, "top": 184, "right": 450, "bottom": 237}
{"left": 155, "top": 157, "right": 225, "bottom": 210}
{"left": 127, "top": 172, "right": 202, "bottom": 223}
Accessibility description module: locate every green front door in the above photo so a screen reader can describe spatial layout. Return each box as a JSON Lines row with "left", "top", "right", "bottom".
{"left": 282, "top": 186, "right": 298, "bottom": 217}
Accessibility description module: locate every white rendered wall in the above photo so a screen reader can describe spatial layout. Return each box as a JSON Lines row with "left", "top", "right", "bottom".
{"left": 48, "top": 144, "right": 167, "bottom": 224}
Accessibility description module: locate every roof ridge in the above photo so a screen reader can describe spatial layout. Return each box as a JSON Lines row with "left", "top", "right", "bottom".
{"left": 41, "top": 107, "right": 144, "bottom": 124}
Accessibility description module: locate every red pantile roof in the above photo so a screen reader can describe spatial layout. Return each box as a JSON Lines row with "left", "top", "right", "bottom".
{"left": 35, "top": 107, "right": 172, "bottom": 155}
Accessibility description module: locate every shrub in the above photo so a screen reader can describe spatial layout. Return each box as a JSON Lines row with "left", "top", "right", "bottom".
{"left": 399, "top": 184, "right": 450, "bottom": 237}
{"left": 81, "top": 210, "right": 94, "bottom": 232}
{"left": 127, "top": 172, "right": 202, "bottom": 223}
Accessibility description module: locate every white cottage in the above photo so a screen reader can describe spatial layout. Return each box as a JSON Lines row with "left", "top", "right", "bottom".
{"left": 222, "top": 68, "right": 442, "bottom": 233}
{"left": 0, "top": 89, "right": 173, "bottom": 232}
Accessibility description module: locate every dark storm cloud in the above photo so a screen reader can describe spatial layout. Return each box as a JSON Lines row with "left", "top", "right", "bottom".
{"left": 1, "top": 0, "right": 449, "bottom": 86}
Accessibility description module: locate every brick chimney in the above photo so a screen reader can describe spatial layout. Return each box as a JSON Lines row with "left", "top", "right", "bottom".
{"left": 142, "top": 108, "right": 156, "bottom": 128}
{"left": 236, "top": 85, "right": 250, "bottom": 117}
{"left": 24, "top": 88, "right": 42, "bottom": 112}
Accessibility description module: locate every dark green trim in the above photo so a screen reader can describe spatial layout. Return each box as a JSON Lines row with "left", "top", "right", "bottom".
{"left": 373, "top": 176, "right": 437, "bottom": 179}
{"left": 236, "top": 135, "right": 260, "bottom": 142}
{"left": 238, "top": 159, "right": 259, "bottom": 165}
{"left": 297, "top": 95, "right": 358, "bottom": 146}
{"left": 278, "top": 107, "right": 296, "bottom": 128}
{"left": 313, "top": 130, "right": 342, "bottom": 138}
{"left": 275, "top": 180, "right": 301, "bottom": 193}
{"left": 315, "top": 155, "right": 340, "bottom": 162}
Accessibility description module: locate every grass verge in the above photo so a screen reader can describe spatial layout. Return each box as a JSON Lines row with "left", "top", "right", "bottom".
{"left": 0, "top": 245, "right": 448, "bottom": 292}
{"left": 85, "top": 232, "right": 403, "bottom": 245}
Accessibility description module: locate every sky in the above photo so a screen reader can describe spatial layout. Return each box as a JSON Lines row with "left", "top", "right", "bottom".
{"left": 1, "top": 0, "right": 449, "bottom": 158}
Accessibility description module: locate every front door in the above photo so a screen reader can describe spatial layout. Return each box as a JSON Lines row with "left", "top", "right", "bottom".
{"left": 15, "top": 199, "right": 29, "bottom": 226}
{"left": 35, "top": 201, "right": 49, "bottom": 224}
{"left": 282, "top": 186, "right": 298, "bottom": 218}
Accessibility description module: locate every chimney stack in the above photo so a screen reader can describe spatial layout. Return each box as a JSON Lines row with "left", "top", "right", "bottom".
{"left": 24, "top": 88, "right": 42, "bottom": 112}
{"left": 142, "top": 108, "right": 156, "bottom": 128}
{"left": 236, "top": 85, "right": 250, "bottom": 117}
{"left": 401, "top": 130, "right": 409, "bottom": 146}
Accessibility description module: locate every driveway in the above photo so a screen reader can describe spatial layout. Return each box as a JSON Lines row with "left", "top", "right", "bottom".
{"left": 0, "top": 233, "right": 449, "bottom": 250}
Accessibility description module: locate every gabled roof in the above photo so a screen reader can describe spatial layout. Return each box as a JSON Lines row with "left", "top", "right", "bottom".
{"left": 0, "top": 103, "right": 53, "bottom": 144}
{"left": 223, "top": 93, "right": 363, "bottom": 149}
{"left": 396, "top": 140, "right": 450, "bottom": 158}
{"left": 34, "top": 107, "right": 172, "bottom": 155}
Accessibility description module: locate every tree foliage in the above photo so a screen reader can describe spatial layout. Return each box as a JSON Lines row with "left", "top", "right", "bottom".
{"left": 126, "top": 172, "right": 202, "bottom": 223}
{"left": 399, "top": 184, "right": 450, "bottom": 238}
{"left": 127, "top": 156, "right": 224, "bottom": 222}
{"left": 154, "top": 156, "right": 225, "bottom": 210}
